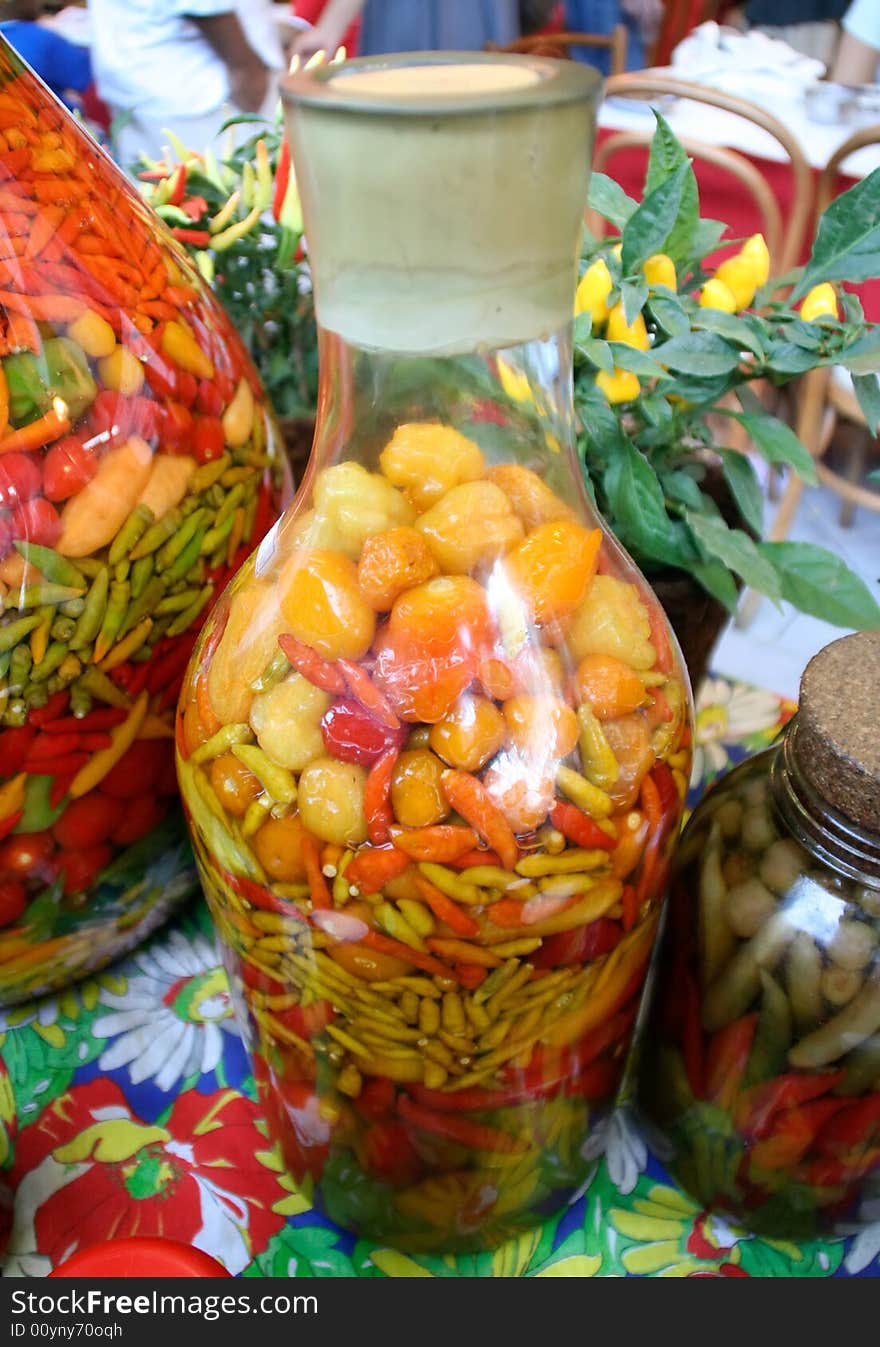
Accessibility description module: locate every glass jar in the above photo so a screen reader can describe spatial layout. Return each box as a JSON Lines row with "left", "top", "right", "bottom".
{"left": 638, "top": 630, "right": 880, "bottom": 1239}
{"left": 0, "top": 38, "right": 288, "bottom": 1005}
{"left": 177, "top": 52, "right": 693, "bottom": 1252}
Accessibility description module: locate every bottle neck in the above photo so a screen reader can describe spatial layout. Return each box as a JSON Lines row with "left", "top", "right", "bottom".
{"left": 306, "top": 323, "right": 579, "bottom": 479}
{"left": 770, "top": 717, "right": 880, "bottom": 885}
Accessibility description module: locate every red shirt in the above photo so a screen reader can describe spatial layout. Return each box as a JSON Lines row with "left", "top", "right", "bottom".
{"left": 291, "top": 0, "right": 361, "bottom": 55}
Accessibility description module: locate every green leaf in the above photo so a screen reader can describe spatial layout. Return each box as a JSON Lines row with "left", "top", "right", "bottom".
{"left": 644, "top": 113, "right": 699, "bottom": 265}
{"left": 763, "top": 341, "right": 822, "bottom": 375}
{"left": 576, "top": 332, "right": 614, "bottom": 374}
{"left": 686, "top": 511, "right": 782, "bottom": 600}
{"left": 735, "top": 411, "right": 817, "bottom": 483}
{"left": 758, "top": 541, "right": 880, "bottom": 629}
{"left": 621, "top": 162, "right": 690, "bottom": 275}
{"left": 661, "top": 468, "right": 705, "bottom": 511}
{"left": 716, "top": 447, "right": 764, "bottom": 536}
{"left": 649, "top": 294, "right": 690, "bottom": 336}
{"left": 690, "top": 218, "right": 728, "bottom": 260}
{"left": 691, "top": 559, "right": 740, "bottom": 613}
{"left": 691, "top": 308, "right": 765, "bottom": 358}
{"left": 853, "top": 373, "right": 880, "bottom": 434}
{"left": 661, "top": 371, "right": 735, "bottom": 405}
{"left": 794, "top": 166, "right": 880, "bottom": 299}
{"left": 839, "top": 329, "right": 880, "bottom": 376}
{"left": 587, "top": 172, "right": 637, "bottom": 230}
{"left": 607, "top": 341, "right": 670, "bottom": 378}
{"left": 784, "top": 318, "right": 827, "bottom": 351}
{"left": 619, "top": 277, "right": 648, "bottom": 325}
{"left": 603, "top": 431, "right": 696, "bottom": 568}
{"left": 638, "top": 392, "right": 674, "bottom": 428}
{"left": 656, "top": 330, "right": 742, "bottom": 375}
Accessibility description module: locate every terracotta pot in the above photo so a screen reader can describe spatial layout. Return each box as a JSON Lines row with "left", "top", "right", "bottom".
{"left": 648, "top": 568, "right": 729, "bottom": 692}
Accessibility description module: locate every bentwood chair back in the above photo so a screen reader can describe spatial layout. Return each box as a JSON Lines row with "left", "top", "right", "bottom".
{"left": 487, "top": 27, "right": 629, "bottom": 76}
{"left": 598, "top": 73, "right": 813, "bottom": 274}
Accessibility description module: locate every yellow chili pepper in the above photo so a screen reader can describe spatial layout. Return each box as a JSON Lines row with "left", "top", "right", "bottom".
{"left": 161, "top": 319, "right": 215, "bottom": 380}
{"left": 577, "top": 703, "right": 620, "bottom": 791}
{"left": 606, "top": 300, "right": 650, "bottom": 351}
{"left": 595, "top": 367, "right": 640, "bottom": 404}
{"left": 699, "top": 278, "right": 737, "bottom": 313}
{"left": 556, "top": 764, "right": 614, "bottom": 818}
{"left": 574, "top": 257, "right": 613, "bottom": 328}
{"left": 741, "top": 233, "right": 770, "bottom": 287}
{"left": 209, "top": 190, "right": 241, "bottom": 234}
{"left": 0, "top": 771, "right": 26, "bottom": 822}
{"left": 211, "top": 204, "right": 262, "bottom": 252}
{"left": 715, "top": 254, "right": 759, "bottom": 310}
{"left": 68, "top": 310, "right": 116, "bottom": 359}
{"left": 642, "top": 253, "right": 676, "bottom": 289}
{"left": 255, "top": 138, "right": 273, "bottom": 212}
{"left": 800, "top": 282, "right": 838, "bottom": 322}
{"left": 240, "top": 160, "right": 255, "bottom": 210}
{"left": 69, "top": 691, "right": 149, "bottom": 799}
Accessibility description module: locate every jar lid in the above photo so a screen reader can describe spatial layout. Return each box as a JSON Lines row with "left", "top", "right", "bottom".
{"left": 47, "top": 1237, "right": 231, "bottom": 1278}
{"left": 795, "top": 629, "right": 880, "bottom": 834}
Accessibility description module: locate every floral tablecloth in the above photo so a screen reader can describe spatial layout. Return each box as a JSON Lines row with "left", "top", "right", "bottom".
{"left": 2, "top": 674, "right": 877, "bottom": 1280}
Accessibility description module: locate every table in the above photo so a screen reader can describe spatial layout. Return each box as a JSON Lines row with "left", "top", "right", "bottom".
{"left": 1, "top": 673, "right": 877, "bottom": 1280}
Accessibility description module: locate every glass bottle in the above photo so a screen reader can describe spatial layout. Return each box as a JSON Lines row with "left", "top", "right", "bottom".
{"left": 177, "top": 52, "right": 693, "bottom": 1252}
{"left": 0, "top": 38, "right": 288, "bottom": 1005}
{"left": 638, "top": 630, "right": 880, "bottom": 1239}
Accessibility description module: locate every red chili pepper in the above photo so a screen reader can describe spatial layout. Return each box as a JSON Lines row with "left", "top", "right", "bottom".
{"left": 453, "top": 963, "right": 487, "bottom": 989}
{"left": 168, "top": 163, "right": 187, "bottom": 207}
{"left": 192, "top": 415, "right": 226, "bottom": 465}
{"left": 651, "top": 760, "right": 678, "bottom": 816}
{"left": 278, "top": 634, "right": 347, "bottom": 694}
{"left": 301, "top": 834, "right": 332, "bottom": 911}
{"left": 272, "top": 137, "right": 291, "bottom": 223}
{"left": 360, "top": 928, "right": 452, "bottom": 980}
{"left": 549, "top": 801, "right": 615, "bottom": 851}
{"left": 397, "top": 1095, "right": 527, "bottom": 1153}
{"left": 440, "top": 770, "right": 519, "bottom": 870}
{"left": 531, "top": 916, "right": 622, "bottom": 969}
{"left": 801, "top": 1147, "right": 880, "bottom": 1191}
{"left": 748, "top": 1097, "right": 849, "bottom": 1171}
{"left": 146, "top": 636, "right": 197, "bottom": 697}
{"left": 49, "top": 775, "right": 75, "bottom": 810}
{"left": 158, "top": 400, "right": 194, "bottom": 453}
{"left": 23, "top": 753, "right": 88, "bottom": 778}
{"left": 621, "top": 883, "right": 638, "bottom": 932}
{"left": 412, "top": 871, "right": 479, "bottom": 938}
{"left": 274, "top": 999, "right": 335, "bottom": 1041}
{"left": 40, "top": 709, "right": 127, "bottom": 734}
{"left": 28, "top": 691, "right": 69, "bottom": 726}
{"left": 363, "top": 746, "right": 397, "bottom": 846}
{"left": 355, "top": 1076, "right": 396, "bottom": 1121}
{"left": 811, "top": 1092, "right": 880, "bottom": 1158}
{"left": 733, "top": 1070, "right": 847, "bottom": 1140}
{"left": 180, "top": 195, "right": 209, "bottom": 221}
{"left": 360, "top": 1120, "right": 422, "bottom": 1187}
{"left": 337, "top": 660, "right": 401, "bottom": 732}
{"left": 0, "top": 726, "right": 35, "bottom": 774}
{"left": 170, "top": 227, "right": 211, "bottom": 246}
{"left": 343, "top": 846, "right": 410, "bottom": 895}
{"left": 240, "top": 961, "right": 286, "bottom": 997}
{"left": 647, "top": 600, "right": 673, "bottom": 674}
{"left": 320, "top": 698, "right": 405, "bottom": 768}
{"left": 704, "top": 1013, "right": 759, "bottom": 1111}
{"left": 25, "top": 733, "right": 80, "bottom": 763}
{"left": 225, "top": 869, "right": 307, "bottom": 921}
{"left": 564, "top": 1055, "right": 620, "bottom": 1100}
{"left": 389, "top": 824, "right": 480, "bottom": 864}
{"left": 449, "top": 849, "right": 503, "bottom": 870}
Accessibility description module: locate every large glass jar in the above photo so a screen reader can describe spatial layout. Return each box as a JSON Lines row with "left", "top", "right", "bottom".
{"left": 177, "top": 52, "right": 693, "bottom": 1252}
{"left": 0, "top": 39, "right": 288, "bottom": 1005}
{"left": 638, "top": 630, "right": 880, "bottom": 1239}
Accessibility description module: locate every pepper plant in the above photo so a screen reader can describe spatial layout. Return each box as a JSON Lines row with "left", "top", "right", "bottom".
{"left": 573, "top": 114, "right": 880, "bottom": 630}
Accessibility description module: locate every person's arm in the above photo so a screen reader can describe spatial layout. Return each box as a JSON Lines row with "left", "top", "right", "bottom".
{"left": 291, "top": 0, "right": 363, "bottom": 59}
{"left": 831, "top": 29, "right": 880, "bottom": 84}
{"left": 188, "top": 10, "right": 271, "bottom": 112}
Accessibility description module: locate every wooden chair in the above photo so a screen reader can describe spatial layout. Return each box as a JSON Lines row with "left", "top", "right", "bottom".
{"left": 486, "top": 27, "right": 629, "bottom": 76}
{"left": 736, "top": 124, "right": 880, "bottom": 628}
{"left": 599, "top": 72, "right": 813, "bottom": 274}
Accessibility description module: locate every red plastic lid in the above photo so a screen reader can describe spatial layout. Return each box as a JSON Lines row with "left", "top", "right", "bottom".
{"left": 48, "top": 1237, "right": 231, "bottom": 1278}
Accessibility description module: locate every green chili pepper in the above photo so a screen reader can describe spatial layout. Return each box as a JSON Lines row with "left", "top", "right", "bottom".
{"left": 190, "top": 454, "right": 231, "bottom": 493}
{"left": 108, "top": 504, "right": 155, "bottom": 567}
{"left": 4, "top": 698, "right": 27, "bottom": 726}
{"left": 69, "top": 566, "right": 109, "bottom": 653}
{"left": 57, "top": 654, "right": 82, "bottom": 684}
{"left": 25, "top": 682, "right": 48, "bottom": 709}
{"left": 58, "top": 598, "right": 86, "bottom": 618}
{"left": 231, "top": 744, "right": 297, "bottom": 805}
{"left": 154, "top": 586, "right": 203, "bottom": 617}
{"left": 165, "top": 584, "right": 212, "bottom": 637}
{"left": 165, "top": 529, "right": 206, "bottom": 583}
{"left": 8, "top": 643, "right": 31, "bottom": 693}
{"left": 50, "top": 616, "right": 76, "bottom": 643}
{"left": 118, "top": 577, "right": 164, "bottom": 639}
{"left": 94, "top": 580, "right": 129, "bottom": 662}
{"left": 157, "top": 508, "right": 206, "bottom": 571}
{"left": 251, "top": 649, "right": 288, "bottom": 694}
{"left": 200, "top": 513, "right": 234, "bottom": 556}
{"left": 69, "top": 680, "right": 93, "bottom": 718}
{"left": 191, "top": 722, "right": 253, "bottom": 765}
{"left": 129, "top": 509, "right": 183, "bottom": 561}
{"left": 214, "top": 481, "right": 246, "bottom": 527}
{"left": 77, "top": 666, "right": 132, "bottom": 709}
{"left": 9, "top": 584, "right": 85, "bottom": 611}
{"left": 5, "top": 337, "right": 97, "bottom": 425}
{"left": 13, "top": 542, "right": 86, "bottom": 590}
{"left": 130, "top": 554, "right": 155, "bottom": 599}
{"left": 742, "top": 971, "right": 793, "bottom": 1090}
{"left": 0, "top": 613, "right": 42, "bottom": 654}
{"left": 30, "top": 641, "right": 68, "bottom": 683}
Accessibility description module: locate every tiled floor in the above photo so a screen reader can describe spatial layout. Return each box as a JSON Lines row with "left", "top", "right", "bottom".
{"left": 710, "top": 473, "right": 880, "bottom": 701}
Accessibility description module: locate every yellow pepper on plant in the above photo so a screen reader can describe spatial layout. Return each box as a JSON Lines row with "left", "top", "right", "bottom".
{"left": 800, "top": 282, "right": 838, "bottom": 322}
{"left": 574, "top": 257, "right": 613, "bottom": 327}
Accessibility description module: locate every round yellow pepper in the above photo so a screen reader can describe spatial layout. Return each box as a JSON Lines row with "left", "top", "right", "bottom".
{"left": 715, "top": 255, "right": 760, "bottom": 310}
{"left": 643, "top": 253, "right": 677, "bottom": 290}
{"left": 800, "top": 282, "right": 838, "bottom": 322}
{"left": 741, "top": 233, "right": 771, "bottom": 288}
{"left": 97, "top": 346, "right": 145, "bottom": 396}
{"left": 595, "top": 367, "right": 640, "bottom": 404}
{"left": 574, "top": 258, "right": 613, "bottom": 328}
{"left": 699, "top": 278, "right": 737, "bottom": 313}
{"left": 606, "top": 301, "right": 650, "bottom": 351}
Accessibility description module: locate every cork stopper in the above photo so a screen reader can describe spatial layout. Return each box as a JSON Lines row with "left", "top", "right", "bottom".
{"left": 795, "top": 630, "right": 880, "bottom": 834}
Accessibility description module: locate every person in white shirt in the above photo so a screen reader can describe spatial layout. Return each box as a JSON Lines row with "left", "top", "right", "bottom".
{"left": 830, "top": 0, "right": 880, "bottom": 84}
{"left": 88, "top": 1, "right": 284, "bottom": 172}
